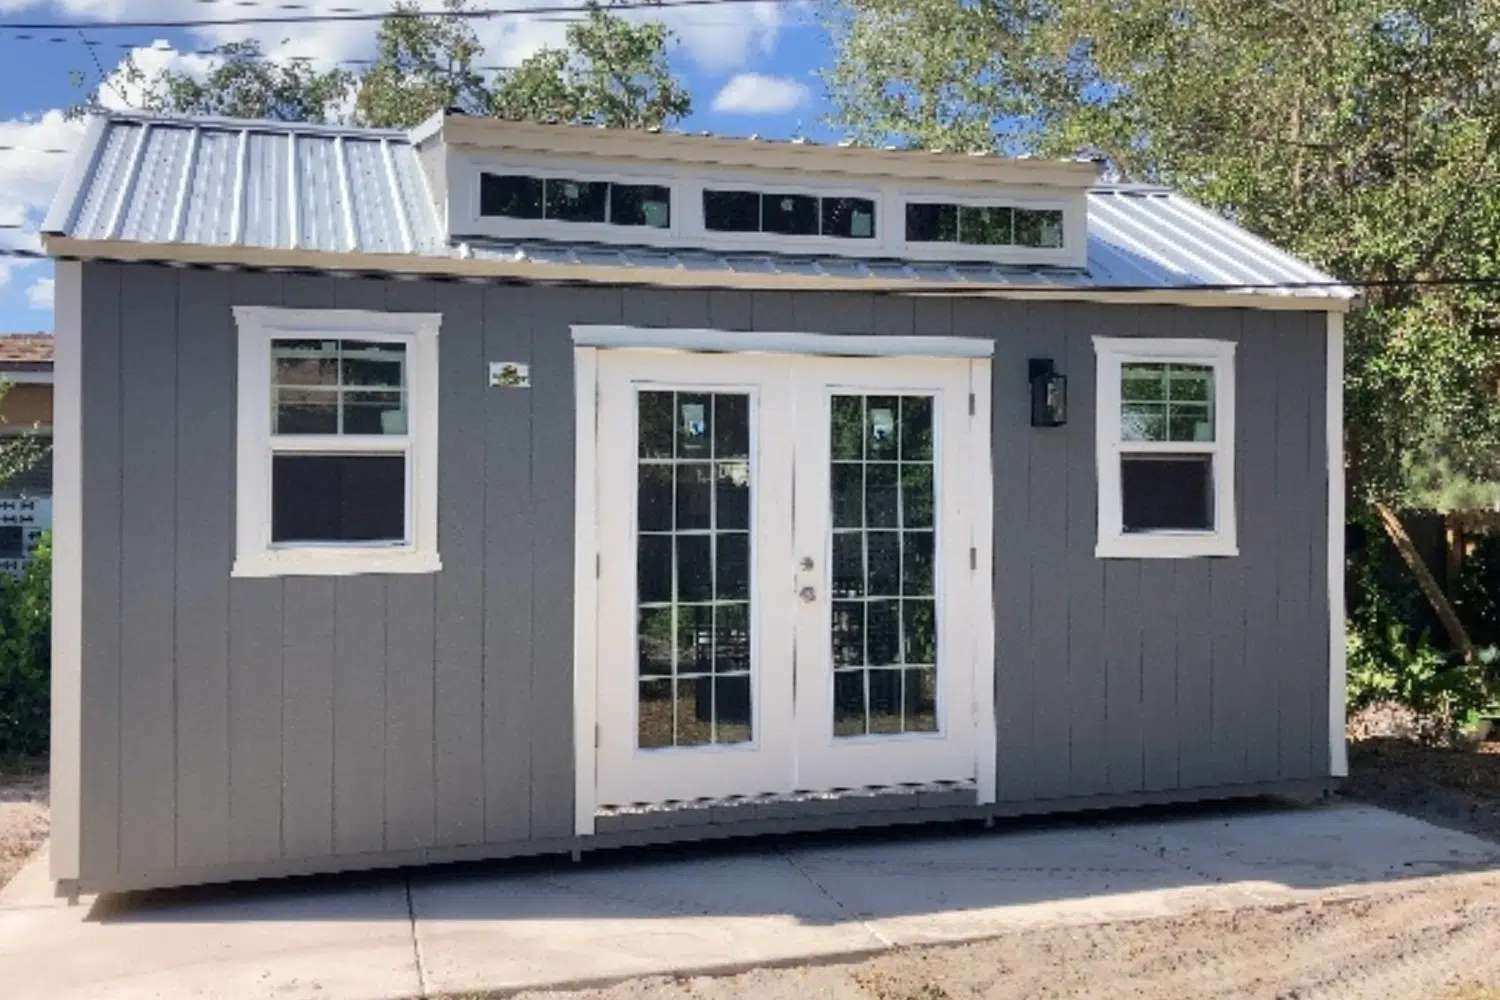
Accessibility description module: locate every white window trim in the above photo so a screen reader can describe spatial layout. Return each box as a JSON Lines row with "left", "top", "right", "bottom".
{"left": 232, "top": 305, "right": 442, "bottom": 578}
{"left": 1094, "top": 336, "right": 1237, "bottom": 559}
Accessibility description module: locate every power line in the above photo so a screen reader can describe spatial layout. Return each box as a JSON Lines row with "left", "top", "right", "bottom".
{"left": 0, "top": 0, "right": 798, "bottom": 32}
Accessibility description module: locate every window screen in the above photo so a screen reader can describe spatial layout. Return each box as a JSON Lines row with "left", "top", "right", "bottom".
{"left": 1121, "top": 454, "right": 1213, "bottom": 532}
{"left": 272, "top": 454, "right": 406, "bottom": 543}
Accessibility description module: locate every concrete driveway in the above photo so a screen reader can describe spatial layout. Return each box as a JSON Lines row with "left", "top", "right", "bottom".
{"left": 2, "top": 802, "right": 1499, "bottom": 1000}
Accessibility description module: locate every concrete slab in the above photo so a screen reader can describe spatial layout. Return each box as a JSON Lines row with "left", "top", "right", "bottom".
{"left": 0, "top": 855, "right": 420, "bottom": 1000}
{"left": 1115, "top": 803, "right": 1500, "bottom": 900}
{"left": 1, "top": 803, "right": 1497, "bottom": 999}
{"left": 410, "top": 853, "right": 886, "bottom": 995}
{"left": 781, "top": 822, "right": 1245, "bottom": 945}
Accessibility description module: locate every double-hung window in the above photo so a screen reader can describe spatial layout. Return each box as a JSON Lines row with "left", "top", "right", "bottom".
{"left": 1094, "top": 337, "right": 1237, "bottom": 559}
{"left": 232, "top": 306, "right": 441, "bottom": 577}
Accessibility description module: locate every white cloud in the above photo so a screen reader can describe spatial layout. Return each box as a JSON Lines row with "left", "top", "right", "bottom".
{"left": 711, "top": 73, "right": 811, "bottom": 115}
{"left": 25, "top": 277, "right": 54, "bottom": 310}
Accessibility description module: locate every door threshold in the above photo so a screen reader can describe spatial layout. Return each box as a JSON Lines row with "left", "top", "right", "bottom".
{"left": 597, "top": 779, "right": 978, "bottom": 818}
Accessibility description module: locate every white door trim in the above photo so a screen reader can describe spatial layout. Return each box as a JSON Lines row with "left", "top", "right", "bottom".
{"left": 969, "top": 358, "right": 997, "bottom": 804}
{"left": 572, "top": 324, "right": 995, "bottom": 359}
{"left": 573, "top": 345, "right": 599, "bottom": 836}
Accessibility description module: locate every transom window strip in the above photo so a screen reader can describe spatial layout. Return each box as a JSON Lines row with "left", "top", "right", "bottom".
{"left": 636, "top": 389, "right": 753, "bottom": 750}
{"left": 829, "top": 393, "right": 939, "bottom": 738}
{"left": 479, "top": 172, "right": 671, "bottom": 229}
{"left": 703, "top": 189, "right": 877, "bottom": 239}
{"left": 905, "top": 202, "right": 1065, "bottom": 249}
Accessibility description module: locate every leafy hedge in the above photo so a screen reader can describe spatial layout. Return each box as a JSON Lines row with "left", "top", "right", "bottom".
{"left": 0, "top": 534, "right": 49, "bottom": 757}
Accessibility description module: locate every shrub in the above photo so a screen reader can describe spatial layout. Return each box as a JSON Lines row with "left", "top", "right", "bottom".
{"left": 0, "top": 533, "right": 50, "bottom": 757}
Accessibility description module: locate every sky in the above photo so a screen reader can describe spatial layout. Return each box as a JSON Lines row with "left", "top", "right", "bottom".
{"left": 0, "top": 0, "right": 842, "bottom": 334}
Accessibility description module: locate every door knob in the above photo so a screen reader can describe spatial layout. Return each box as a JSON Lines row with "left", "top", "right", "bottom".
{"left": 798, "top": 586, "right": 817, "bottom": 603}
{"left": 799, "top": 556, "right": 815, "bottom": 571}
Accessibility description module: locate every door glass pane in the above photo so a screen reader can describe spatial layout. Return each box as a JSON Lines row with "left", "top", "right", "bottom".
{"left": 636, "top": 389, "right": 754, "bottom": 750}
{"left": 828, "top": 393, "right": 940, "bottom": 738}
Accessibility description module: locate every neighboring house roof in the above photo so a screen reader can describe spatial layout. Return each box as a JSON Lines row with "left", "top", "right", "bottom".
{"left": 42, "top": 111, "right": 1354, "bottom": 306}
{"left": 0, "top": 335, "right": 54, "bottom": 381}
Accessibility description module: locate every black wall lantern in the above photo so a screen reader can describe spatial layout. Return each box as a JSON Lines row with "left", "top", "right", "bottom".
{"left": 1029, "top": 358, "right": 1068, "bottom": 427}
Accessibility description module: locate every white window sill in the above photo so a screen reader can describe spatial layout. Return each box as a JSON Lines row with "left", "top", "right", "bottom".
{"left": 1095, "top": 533, "right": 1239, "bottom": 560}
{"left": 232, "top": 549, "right": 443, "bottom": 579}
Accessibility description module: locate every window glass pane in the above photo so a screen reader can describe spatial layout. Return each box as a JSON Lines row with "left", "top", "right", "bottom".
{"left": 1121, "top": 363, "right": 1215, "bottom": 442}
{"left": 544, "top": 178, "right": 608, "bottom": 223}
{"left": 959, "top": 205, "right": 1013, "bottom": 245}
{"left": 1121, "top": 454, "right": 1213, "bottom": 532}
{"left": 821, "top": 197, "right": 876, "bottom": 238}
{"left": 274, "top": 339, "right": 338, "bottom": 385}
{"left": 828, "top": 392, "right": 940, "bottom": 738}
{"left": 703, "top": 190, "right": 760, "bottom": 232}
{"left": 1014, "top": 208, "right": 1065, "bottom": 248}
{"left": 634, "top": 389, "right": 754, "bottom": 749}
{"left": 610, "top": 183, "right": 671, "bottom": 228}
{"left": 480, "top": 173, "right": 543, "bottom": 219}
{"left": 343, "top": 390, "right": 406, "bottom": 435}
{"left": 341, "top": 340, "right": 405, "bottom": 388}
{"left": 275, "top": 388, "right": 339, "bottom": 434}
{"left": 905, "top": 203, "right": 958, "bottom": 243}
{"left": 763, "top": 193, "right": 819, "bottom": 235}
{"left": 0, "top": 526, "right": 24, "bottom": 560}
{"left": 271, "top": 454, "right": 405, "bottom": 543}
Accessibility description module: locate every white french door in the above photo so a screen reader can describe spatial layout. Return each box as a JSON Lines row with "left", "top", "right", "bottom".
{"left": 591, "top": 346, "right": 989, "bottom": 809}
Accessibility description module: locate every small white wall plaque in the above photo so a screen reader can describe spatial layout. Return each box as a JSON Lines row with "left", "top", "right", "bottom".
{"left": 489, "top": 362, "right": 531, "bottom": 388}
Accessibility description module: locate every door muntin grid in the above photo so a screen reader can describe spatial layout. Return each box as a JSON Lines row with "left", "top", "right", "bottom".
{"left": 828, "top": 393, "right": 940, "bottom": 738}
{"left": 635, "top": 389, "right": 754, "bottom": 750}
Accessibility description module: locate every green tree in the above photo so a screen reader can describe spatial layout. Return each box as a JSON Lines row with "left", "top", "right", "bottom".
{"left": 491, "top": 4, "right": 691, "bottom": 129}
{"left": 355, "top": 0, "right": 493, "bottom": 128}
{"left": 829, "top": 0, "right": 1500, "bottom": 507}
{"left": 74, "top": 40, "right": 355, "bottom": 123}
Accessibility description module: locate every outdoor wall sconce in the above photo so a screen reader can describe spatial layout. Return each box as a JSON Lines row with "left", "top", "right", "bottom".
{"left": 1030, "top": 358, "right": 1068, "bottom": 427}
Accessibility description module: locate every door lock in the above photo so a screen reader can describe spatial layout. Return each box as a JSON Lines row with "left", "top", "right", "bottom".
{"left": 798, "top": 586, "right": 817, "bottom": 603}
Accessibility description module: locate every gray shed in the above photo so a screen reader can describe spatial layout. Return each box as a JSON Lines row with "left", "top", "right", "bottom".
{"left": 43, "top": 110, "right": 1353, "bottom": 896}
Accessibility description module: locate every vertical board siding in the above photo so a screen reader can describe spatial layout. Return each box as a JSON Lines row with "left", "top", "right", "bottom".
{"left": 173, "top": 268, "right": 233, "bottom": 869}
{"left": 434, "top": 282, "right": 487, "bottom": 847}
{"left": 119, "top": 266, "right": 179, "bottom": 876}
{"left": 76, "top": 264, "right": 1334, "bottom": 888}
{"left": 78, "top": 263, "right": 123, "bottom": 883}
{"left": 481, "top": 284, "right": 535, "bottom": 844}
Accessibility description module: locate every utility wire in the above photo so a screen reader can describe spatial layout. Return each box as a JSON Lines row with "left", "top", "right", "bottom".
{"left": 0, "top": 0, "right": 798, "bottom": 32}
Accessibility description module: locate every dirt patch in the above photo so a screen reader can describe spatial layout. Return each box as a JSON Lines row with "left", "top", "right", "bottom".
{"left": 1342, "top": 737, "right": 1500, "bottom": 843}
{"left": 510, "top": 872, "right": 1500, "bottom": 1000}
{"left": 0, "top": 760, "right": 48, "bottom": 890}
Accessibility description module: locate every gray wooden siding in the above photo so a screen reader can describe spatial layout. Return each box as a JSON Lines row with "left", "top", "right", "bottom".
{"left": 74, "top": 262, "right": 1331, "bottom": 889}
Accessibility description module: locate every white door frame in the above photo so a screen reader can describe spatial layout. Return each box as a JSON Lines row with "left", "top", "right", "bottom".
{"left": 571, "top": 325, "right": 997, "bottom": 836}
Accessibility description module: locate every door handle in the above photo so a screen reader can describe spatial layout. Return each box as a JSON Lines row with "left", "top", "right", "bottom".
{"left": 799, "top": 586, "right": 817, "bottom": 603}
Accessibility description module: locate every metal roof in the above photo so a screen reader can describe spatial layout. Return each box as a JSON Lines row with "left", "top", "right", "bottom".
{"left": 44, "top": 111, "right": 1353, "bottom": 303}
{"left": 44, "top": 112, "right": 444, "bottom": 257}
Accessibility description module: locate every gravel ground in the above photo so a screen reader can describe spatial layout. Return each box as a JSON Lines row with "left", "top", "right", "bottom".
{"left": 0, "top": 759, "right": 48, "bottom": 890}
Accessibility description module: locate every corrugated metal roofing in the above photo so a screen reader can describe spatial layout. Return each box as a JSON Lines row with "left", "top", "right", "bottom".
{"left": 44, "top": 111, "right": 1352, "bottom": 302}
{"left": 47, "top": 113, "right": 444, "bottom": 257}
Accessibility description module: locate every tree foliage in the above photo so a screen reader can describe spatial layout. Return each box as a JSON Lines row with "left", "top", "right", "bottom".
{"left": 86, "top": 41, "right": 356, "bottom": 123}
{"left": 829, "top": 0, "right": 1500, "bottom": 506}
{"left": 491, "top": 5, "right": 691, "bottom": 129}
{"left": 355, "top": 0, "right": 492, "bottom": 128}
{"left": 74, "top": 1, "right": 690, "bottom": 133}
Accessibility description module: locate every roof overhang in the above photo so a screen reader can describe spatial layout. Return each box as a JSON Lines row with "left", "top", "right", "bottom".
{"left": 428, "top": 113, "right": 1103, "bottom": 191}
{"left": 42, "top": 234, "right": 1353, "bottom": 313}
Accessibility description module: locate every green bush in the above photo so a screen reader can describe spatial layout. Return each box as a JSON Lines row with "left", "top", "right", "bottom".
{"left": 0, "top": 533, "right": 50, "bottom": 757}
{"left": 1346, "top": 619, "right": 1490, "bottom": 725}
